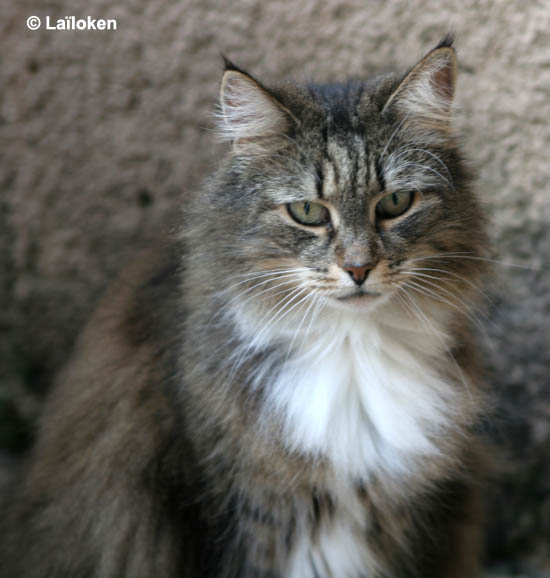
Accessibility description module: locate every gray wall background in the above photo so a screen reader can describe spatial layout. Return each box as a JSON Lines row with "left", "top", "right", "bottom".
{"left": 1, "top": 0, "right": 549, "bottom": 575}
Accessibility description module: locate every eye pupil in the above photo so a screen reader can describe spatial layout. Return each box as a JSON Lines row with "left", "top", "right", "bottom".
{"left": 375, "top": 191, "right": 414, "bottom": 220}
{"left": 304, "top": 202, "right": 310, "bottom": 215}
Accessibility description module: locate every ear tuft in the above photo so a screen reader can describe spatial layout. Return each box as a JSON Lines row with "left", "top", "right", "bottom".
{"left": 434, "top": 31, "right": 455, "bottom": 50}
{"left": 217, "top": 67, "right": 295, "bottom": 146}
{"left": 383, "top": 41, "right": 457, "bottom": 129}
{"left": 221, "top": 55, "right": 247, "bottom": 74}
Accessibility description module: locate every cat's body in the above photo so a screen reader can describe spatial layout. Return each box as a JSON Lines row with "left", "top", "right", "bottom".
{"left": 2, "top": 38, "right": 489, "bottom": 577}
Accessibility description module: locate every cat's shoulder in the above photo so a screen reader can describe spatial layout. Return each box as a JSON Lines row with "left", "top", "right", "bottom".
{"left": 35, "top": 237, "right": 185, "bottom": 467}
{"left": 86, "top": 236, "right": 183, "bottom": 352}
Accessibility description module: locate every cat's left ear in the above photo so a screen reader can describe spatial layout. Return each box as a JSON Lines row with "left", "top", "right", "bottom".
{"left": 382, "top": 37, "right": 457, "bottom": 128}
{"left": 218, "top": 60, "right": 298, "bottom": 147}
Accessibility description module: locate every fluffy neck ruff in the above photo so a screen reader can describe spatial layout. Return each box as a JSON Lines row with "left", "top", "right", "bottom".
{"left": 235, "top": 297, "right": 472, "bottom": 482}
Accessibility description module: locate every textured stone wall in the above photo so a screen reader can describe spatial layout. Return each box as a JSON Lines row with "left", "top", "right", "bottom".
{"left": 1, "top": 0, "right": 548, "bottom": 574}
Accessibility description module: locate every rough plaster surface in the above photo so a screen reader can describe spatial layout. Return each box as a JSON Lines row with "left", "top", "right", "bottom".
{"left": 1, "top": 0, "right": 549, "bottom": 574}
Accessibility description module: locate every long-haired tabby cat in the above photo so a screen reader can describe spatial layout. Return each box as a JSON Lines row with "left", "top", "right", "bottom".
{"left": 1, "top": 36, "right": 490, "bottom": 577}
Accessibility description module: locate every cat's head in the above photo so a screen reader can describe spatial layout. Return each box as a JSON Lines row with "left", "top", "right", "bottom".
{"left": 192, "top": 37, "right": 488, "bottom": 336}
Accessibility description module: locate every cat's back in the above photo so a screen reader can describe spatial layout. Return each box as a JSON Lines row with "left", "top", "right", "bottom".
{"left": 1, "top": 239, "right": 191, "bottom": 578}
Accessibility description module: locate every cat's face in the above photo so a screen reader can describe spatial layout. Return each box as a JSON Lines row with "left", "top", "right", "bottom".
{"left": 231, "top": 131, "right": 482, "bottom": 317}
{"left": 248, "top": 127, "right": 465, "bottom": 313}
{"left": 199, "top": 43, "right": 487, "bottom": 333}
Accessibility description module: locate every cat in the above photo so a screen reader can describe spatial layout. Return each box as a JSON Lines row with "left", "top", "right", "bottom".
{"left": 1, "top": 35, "right": 490, "bottom": 578}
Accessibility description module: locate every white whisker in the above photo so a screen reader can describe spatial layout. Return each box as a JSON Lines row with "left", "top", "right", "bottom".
{"left": 251, "top": 287, "right": 312, "bottom": 349}
{"left": 390, "top": 146, "right": 454, "bottom": 184}
{"left": 405, "top": 266, "right": 488, "bottom": 299}
{"left": 225, "top": 286, "right": 307, "bottom": 383}
{"left": 391, "top": 160, "right": 455, "bottom": 192}
{"left": 201, "top": 271, "right": 307, "bottom": 337}
{"left": 399, "top": 279, "right": 487, "bottom": 336}
{"left": 407, "top": 252, "right": 538, "bottom": 270}
{"left": 381, "top": 117, "right": 408, "bottom": 160}
{"left": 222, "top": 271, "right": 306, "bottom": 301}
{"left": 393, "top": 285, "right": 473, "bottom": 401}
{"left": 284, "top": 291, "right": 323, "bottom": 362}
{"left": 403, "top": 272, "right": 481, "bottom": 314}
{"left": 225, "top": 267, "right": 310, "bottom": 283}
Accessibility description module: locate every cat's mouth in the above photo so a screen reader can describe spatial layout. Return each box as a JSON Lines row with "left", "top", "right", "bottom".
{"left": 335, "top": 289, "right": 381, "bottom": 302}
{"left": 328, "top": 289, "right": 384, "bottom": 311}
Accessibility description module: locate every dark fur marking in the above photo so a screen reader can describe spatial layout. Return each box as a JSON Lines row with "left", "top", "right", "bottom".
{"left": 124, "top": 241, "right": 184, "bottom": 349}
{"left": 375, "top": 157, "right": 386, "bottom": 191}
{"left": 241, "top": 501, "right": 278, "bottom": 528}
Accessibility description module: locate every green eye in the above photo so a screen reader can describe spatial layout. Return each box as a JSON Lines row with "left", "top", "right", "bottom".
{"left": 375, "top": 191, "right": 414, "bottom": 219}
{"left": 287, "top": 201, "right": 330, "bottom": 226}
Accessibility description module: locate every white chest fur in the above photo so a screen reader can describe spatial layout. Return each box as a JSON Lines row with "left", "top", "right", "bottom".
{"left": 287, "top": 505, "right": 376, "bottom": 578}
{"left": 265, "top": 304, "right": 459, "bottom": 481}
{"left": 266, "top": 304, "right": 461, "bottom": 578}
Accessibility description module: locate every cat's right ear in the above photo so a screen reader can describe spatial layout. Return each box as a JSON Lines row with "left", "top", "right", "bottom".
{"left": 217, "top": 61, "right": 297, "bottom": 147}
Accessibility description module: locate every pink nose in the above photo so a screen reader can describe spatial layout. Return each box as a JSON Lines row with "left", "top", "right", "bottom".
{"left": 342, "top": 264, "right": 371, "bottom": 286}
